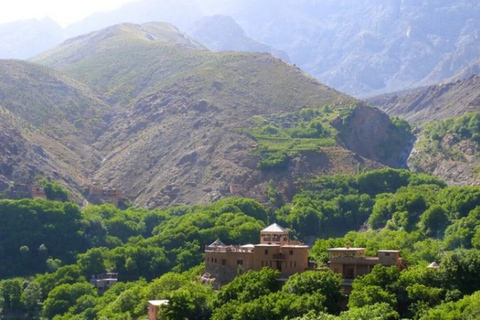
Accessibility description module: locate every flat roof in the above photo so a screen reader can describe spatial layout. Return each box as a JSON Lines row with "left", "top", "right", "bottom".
{"left": 149, "top": 300, "right": 169, "bottom": 306}
{"left": 281, "top": 245, "right": 309, "bottom": 248}
{"left": 255, "top": 244, "right": 281, "bottom": 247}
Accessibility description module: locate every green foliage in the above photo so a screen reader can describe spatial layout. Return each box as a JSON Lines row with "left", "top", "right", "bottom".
{"left": 419, "top": 205, "right": 449, "bottom": 237}
{"left": 42, "top": 282, "right": 97, "bottom": 319}
{"left": 421, "top": 290, "right": 480, "bottom": 320}
{"left": 40, "top": 179, "right": 69, "bottom": 202}
{"left": 348, "top": 286, "right": 397, "bottom": 309}
{"left": 283, "top": 270, "right": 343, "bottom": 313}
{"left": 0, "top": 199, "right": 86, "bottom": 277}
{"left": 215, "top": 268, "right": 280, "bottom": 306}
{"left": 3, "top": 168, "right": 480, "bottom": 319}
{"left": 257, "top": 152, "right": 289, "bottom": 171}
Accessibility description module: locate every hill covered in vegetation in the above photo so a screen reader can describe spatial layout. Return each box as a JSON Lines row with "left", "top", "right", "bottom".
{"left": 20, "top": 22, "right": 412, "bottom": 208}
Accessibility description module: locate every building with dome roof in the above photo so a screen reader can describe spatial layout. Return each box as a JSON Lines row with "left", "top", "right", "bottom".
{"left": 203, "top": 223, "right": 309, "bottom": 286}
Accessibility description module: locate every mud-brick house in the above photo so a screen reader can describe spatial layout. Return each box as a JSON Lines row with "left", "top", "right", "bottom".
{"left": 203, "top": 223, "right": 309, "bottom": 286}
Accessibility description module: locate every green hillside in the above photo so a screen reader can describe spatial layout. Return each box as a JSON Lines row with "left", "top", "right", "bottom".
{"left": 33, "top": 22, "right": 408, "bottom": 208}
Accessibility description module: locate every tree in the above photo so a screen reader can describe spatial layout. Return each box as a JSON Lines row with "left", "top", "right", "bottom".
{"left": 348, "top": 285, "right": 396, "bottom": 309}
{"left": 42, "top": 283, "right": 97, "bottom": 319}
{"left": 215, "top": 268, "right": 280, "bottom": 306}
{"left": 21, "top": 281, "right": 42, "bottom": 319}
{"left": 283, "top": 270, "right": 343, "bottom": 313}
{"left": 419, "top": 205, "right": 448, "bottom": 237}
{"left": 340, "top": 303, "right": 399, "bottom": 320}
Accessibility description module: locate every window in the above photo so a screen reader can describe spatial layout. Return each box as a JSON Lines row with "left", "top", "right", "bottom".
{"left": 385, "top": 253, "right": 390, "bottom": 256}
{"left": 265, "top": 249, "right": 269, "bottom": 255}
{"left": 237, "top": 259, "right": 243, "bottom": 265}
{"left": 214, "top": 258, "right": 217, "bottom": 263}
{"left": 290, "top": 250, "right": 293, "bottom": 255}
{"left": 221, "top": 259, "right": 226, "bottom": 266}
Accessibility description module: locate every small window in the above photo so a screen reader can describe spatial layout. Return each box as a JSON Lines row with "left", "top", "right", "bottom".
{"left": 385, "top": 253, "right": 390, "bottom": 256}
{"left": 214, "top": 258, "right": 217, "bottom": 263}
{"left": 237, "top": 259, "right": 243, "bottom": 265}
{"left": 265, "top": 249, "right": 269, "bottom": 255}
{"left": 290, "top": 250, "right": 293, "bottom": 255}
{"left": 222, "top": 259, "right": 226, "bottom": 265}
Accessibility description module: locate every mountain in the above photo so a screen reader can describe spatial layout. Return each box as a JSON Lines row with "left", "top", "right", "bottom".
{"left": 0, "top": 60, "right": 111, "bottom": 199}
{"left": 0, "top": 18, "right": 63, "bottom": 59}
{"left": 58, "top": 0, "right": 480, "bottom": 98}
{"left": 4, "top": 1, "right": 480, "bottom": 99}
{"left": 367, "top": 74, "right": 480, "bottom": 126}
{"left": 29, "top": 22, "right": 412, "bottom": 208}
{"left": 189, "top": 15, "right": 290, "bottom": 62}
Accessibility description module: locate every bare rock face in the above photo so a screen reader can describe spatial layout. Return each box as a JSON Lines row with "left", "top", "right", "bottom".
{"left": 332, "top": 104, "right": 413, "bottom": 168}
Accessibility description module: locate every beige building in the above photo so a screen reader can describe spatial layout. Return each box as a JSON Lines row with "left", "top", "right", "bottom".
{"left": 30, "top": 184, "right": 47, "bottom": 199}
{"left": 204, "top": 223, "right": 309, "bottom": 286}
{"left": 328, "top": 243, "right": 404, "bottom": 293}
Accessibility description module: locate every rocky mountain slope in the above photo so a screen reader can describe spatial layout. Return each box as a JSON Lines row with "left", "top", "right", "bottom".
{"left": 367, "top": 74, "right": 480, "bottom": 126}
{"left": 0, "top": 60, "right": 111, "bottom": 199}
{"left": 367, "top": 73, "right": 480, "bottom": 186}
{"left": 1, "top": 22, "right": 412, "bottom": 207}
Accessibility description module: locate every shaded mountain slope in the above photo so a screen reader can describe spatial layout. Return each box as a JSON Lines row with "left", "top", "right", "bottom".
{"left": 28, "top": 23, "right": 411, "bottom": 207}
{"left": 0, "top": 60, "right": 112, "bottom": 199}
{"left": 189, "top": 15, "right": 290, "bottom": 62}
{"left": 367, "top": 74, "right": 480, "bottom": 126}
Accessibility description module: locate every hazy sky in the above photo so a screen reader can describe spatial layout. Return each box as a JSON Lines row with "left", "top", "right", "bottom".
{"left": 0, "top": 0, "right": 139, "bottom": 27}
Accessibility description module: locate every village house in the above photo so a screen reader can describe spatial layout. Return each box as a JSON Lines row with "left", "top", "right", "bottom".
{"left": 327, "top": 242, "right": 405, "bottom": 293}
{"left": 88, "top": 183, "right": 123, "bottom": 206}
{"left": 203, "top": 223, "right": 309, "bottom": 286}
{"left": 30, "top": 184, "right": 47, "bottom": 199}
{"left": 89, "top": 273, "right": 118, "bottom": 293}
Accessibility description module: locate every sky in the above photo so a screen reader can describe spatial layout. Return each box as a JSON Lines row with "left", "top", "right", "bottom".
{"left": 0, "top": 0, "right": 139, "bottom": 27}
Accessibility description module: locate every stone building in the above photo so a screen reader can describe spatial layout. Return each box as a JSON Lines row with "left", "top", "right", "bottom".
{"left": 203, "top": 223, "right": 309, "bottom": 286}
{"left": 89, "top": 273, "right": 118, "bottom": 293}
{"left": 327, "top": 243, "right": 405, "bottom": 293}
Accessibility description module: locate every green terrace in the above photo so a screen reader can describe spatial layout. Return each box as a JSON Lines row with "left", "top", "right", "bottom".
{"left": 239, "top": 105, "right": 346, "bottom": 170}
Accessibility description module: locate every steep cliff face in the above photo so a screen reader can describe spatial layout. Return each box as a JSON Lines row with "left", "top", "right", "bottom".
{"left": 333, "top": 104, "right": 414, "bottom": 168}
